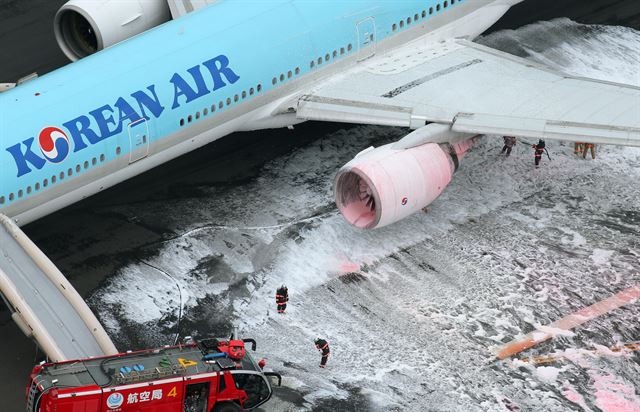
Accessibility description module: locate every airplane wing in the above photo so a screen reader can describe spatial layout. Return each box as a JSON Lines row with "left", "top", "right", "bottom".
{"left": 296, "top": 39, "right": 640, "bottom": 147}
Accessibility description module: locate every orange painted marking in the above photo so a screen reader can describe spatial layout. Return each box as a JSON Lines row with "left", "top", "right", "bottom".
{"left": 517, "top": 341, "right": 640, "bottom": 365}
{"left": 497, "top": 285, "right": 640, "bottom": 360}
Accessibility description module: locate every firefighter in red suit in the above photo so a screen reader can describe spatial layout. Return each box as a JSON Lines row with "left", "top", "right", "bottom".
{"left": 532, "top": 139, "right": 546, "bottom": 167}
{"left": 276, "top": 285, "right": 289, "bottom": 313}
{"left": 315, "top": 338, "right": 330, "bottom": 368}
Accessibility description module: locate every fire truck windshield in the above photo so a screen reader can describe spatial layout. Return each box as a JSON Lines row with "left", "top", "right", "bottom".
{"left": 232, "top": 371, "right": 271, "bottom": 409}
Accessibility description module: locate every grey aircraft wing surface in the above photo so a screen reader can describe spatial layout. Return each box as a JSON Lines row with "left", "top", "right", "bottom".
{"left": 295, "top": 38, "right": 640, "bottom": 147}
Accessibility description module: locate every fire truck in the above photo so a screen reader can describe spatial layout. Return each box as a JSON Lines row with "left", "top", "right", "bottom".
{"left": 25, "top": 337, "right": 281, "bottom": 412}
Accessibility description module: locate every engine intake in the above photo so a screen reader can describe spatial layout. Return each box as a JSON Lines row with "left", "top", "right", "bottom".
{"left": 54, "top": 0, "right": 171, "bottom": 61}
{"left": 335, "top": 140, "right": 473, "bottom": 229}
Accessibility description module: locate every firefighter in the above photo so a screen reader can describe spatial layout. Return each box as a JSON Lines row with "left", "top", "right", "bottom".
{"left": 532, "top": 139, "right": 546, "bottom": 167}
{"left": 275, "top": 285, "right": 289, "bottom": 313}
{"left": 574, "top": 142, "right": 584, "bottom": 156}
{"left": 583, "top": 143, "right": 596, "bottom": 159}
{"left": 314, "top": 338, "right": 330, "bottom": 368}
{"left": 501, "top": 136, "right": 516, "bottom": 157}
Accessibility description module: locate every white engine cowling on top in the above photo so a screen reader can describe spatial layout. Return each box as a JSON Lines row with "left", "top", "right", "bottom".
{"left": 54, "top": 0, "right": 171, "bottom": 61}
{"left": 335, "top": 139, "right": 474, "bottom": 229}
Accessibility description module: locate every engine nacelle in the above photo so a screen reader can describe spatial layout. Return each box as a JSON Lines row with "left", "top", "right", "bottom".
{"left": 54, "top": 0, "right": 171, "bottom": 61}
{"left": 335, "top": 139, "right": 474, "bottom": 229}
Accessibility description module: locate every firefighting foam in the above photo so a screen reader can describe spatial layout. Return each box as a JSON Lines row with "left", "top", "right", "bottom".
{"left": 496, "top": 284, "right": 640, "bottom": 360}
{"left": 88, "top": 19, "right": 640, "bottom": 411}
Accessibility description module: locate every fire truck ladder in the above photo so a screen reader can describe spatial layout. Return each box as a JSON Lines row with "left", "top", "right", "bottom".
{"left": 0, "top": 214, "right": 117, "bottom": 362}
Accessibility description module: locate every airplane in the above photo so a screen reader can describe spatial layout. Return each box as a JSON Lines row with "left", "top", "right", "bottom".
{"left": 1, "top": 0, "right": 638, "bottom": 229}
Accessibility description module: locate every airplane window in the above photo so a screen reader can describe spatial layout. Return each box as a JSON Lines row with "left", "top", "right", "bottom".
{"left": 452, "top": 0, "right": 455, "bottom": 3}
{"left": 44, "top": 178, "right": 49, "bottom": 186}
{"left": 226, "top": 97, "right": 231, "bottom": 106}
{"left": 429, "top": 7, "right": 433, "bottom": 14}
{"left": 188, "top": 115, "right": 192, "bottom": 123}
{"left": 83, "top": 161, "right": 89, "bottom": 169}
{"left": 26, "top": 186, "right": 31, "bottom": 194}
{"left": 180, "top": 118, "right": 185, "bottom": 126}
{"left": 52, "top": 175, "right": 57, "bottom": 183}
{"left": 310, "top": 60, "right": 315, "bottom": 68}
{"left": 369, "top": 34, "right": 374, "bottom": 41}
{"left": 272, "top": 77, "right": 277, "bottom": 85}
{"left": 437, "top": 4, "right": 441, "bottom": 11}
{"left": 204, "top": 107, "right": 209, "bottom": 115}
{"left": 67, "top": 168, "right": 73, "bottom": 176}
{"left": 279, "top": 73, "right": 285, "bottom": 82}
{"left": 348, "top": 43, "right": 352, "bottom": 51}
{"left": 60, "top": 171, "right": 65, "bottom": 179}
{"left": 9, "top": 193, "right": 14, "bottom": 201}
{"left": 287, "top": 70, "right": 292, "bottom": 78}
{"left": 392, "top": 23, "right": 397, "bottom": 31}
{"left": 219, "top": 101, "right": 223, "bottom": 109}
{"left": 325, "top": 53, "right": 330, "bottom": 61}
{"left": 116, "top": 147, "right": 121, "bottom": 156}
{"left": 249, "top": 87, "right": 254, "bottom": 95}
{"left": 400, "top": 20, "right": 404, "bottom": 28}
{"left": 197, "top": 111, "right": 202, "bottom": 119}
{"left": 407, "top": 17, "right": 411, "bottom": 24}
{"left": 35, "top": 182, "right": 40, "bottom": 190}
{"left": 317, "top": 57, "right": 322, "bottom": 65}
{"left": 332, "top": 50, "right": 337, "bottom": 58}
{"left": 444, "top": 1, "right": 448, "bottom": 7}
{"left": 92, "top": 158, "right": 97, "bottom": 166}
{"left": 422, "top": 10, "right": 426, "bottom": 17}
{"left": 295, "top": 67, "right": 300, "bottom": 75}
{"left": 340, "top": 47, "right": 345, "bottom": 55}
{"left": 415, "top": 13, "right": 419, "bottom": 20}
{"left": 75, "top": 165, "right": 81, "bottom": 173}
{"left": 241, "top": 91, "right": 246, "bottom": 99}
{"left": 18, "top": 190, "right": 23, "bottom": 198}
{"left": 257, "top": 84, "right": 262, "bottom": 92}
{"left": 234, "top": 94, "right": 239, "bottom": 102}
{"left": 0, "top": 196, "right": 4, "bottom": 204}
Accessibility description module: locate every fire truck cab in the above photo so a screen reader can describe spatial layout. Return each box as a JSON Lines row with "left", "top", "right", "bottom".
{"left": 26, "top": 337, "right": 281, "bottom": 412}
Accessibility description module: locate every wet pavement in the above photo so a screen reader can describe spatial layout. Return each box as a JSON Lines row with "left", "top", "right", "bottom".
{"left": 1, "top": 1, "right": 639, "bottom": 411}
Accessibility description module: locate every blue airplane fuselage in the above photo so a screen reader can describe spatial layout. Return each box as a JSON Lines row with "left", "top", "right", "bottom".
{"left": 0, "top": 0, "right": 507, "bottom": 224}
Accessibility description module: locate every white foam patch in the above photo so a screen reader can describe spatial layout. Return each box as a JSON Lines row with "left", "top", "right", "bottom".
{"left": 91, "top": 18, "right": 640, "bottom": 410}
{"left": 535, "top": 366, "right": 561, "bottom": 384}
{"left": 591, "top": 249, "right": 614, "bottom": 266}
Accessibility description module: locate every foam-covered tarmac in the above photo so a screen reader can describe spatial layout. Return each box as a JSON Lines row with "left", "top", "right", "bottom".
{"left": 1, "top": 1, "right": 639, "bottom": 410}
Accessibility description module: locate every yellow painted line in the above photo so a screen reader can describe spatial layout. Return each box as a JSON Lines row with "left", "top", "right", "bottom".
{"left": 496, "top": 285, "right": 640, "bottom": 360}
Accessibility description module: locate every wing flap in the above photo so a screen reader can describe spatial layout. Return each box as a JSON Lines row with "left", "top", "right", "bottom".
{"left": 452, "top": 113, "right": 639, "bottom": 146}
{"left": 298, "top": 39, "right": 640, "bottom": 146}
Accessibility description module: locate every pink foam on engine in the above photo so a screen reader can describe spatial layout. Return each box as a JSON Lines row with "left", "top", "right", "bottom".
{"left": 341, "top": 201, "right": 376, "bottom": 228}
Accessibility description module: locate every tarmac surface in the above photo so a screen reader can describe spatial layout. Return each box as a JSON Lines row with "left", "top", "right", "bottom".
{"left": 0, "top": 0, "right": 639, "bottom": 410}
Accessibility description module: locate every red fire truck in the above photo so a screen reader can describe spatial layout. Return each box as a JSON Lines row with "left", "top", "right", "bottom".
{"left": 25, "top": 337, "right": 281, "bottom": 412}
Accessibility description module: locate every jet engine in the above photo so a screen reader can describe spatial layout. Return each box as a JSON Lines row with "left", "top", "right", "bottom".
{"left": 335, "top": 138, "right": 474, "bottom": 229}
{"left": 54, "top": 0, "right": 171, "bottom": 61}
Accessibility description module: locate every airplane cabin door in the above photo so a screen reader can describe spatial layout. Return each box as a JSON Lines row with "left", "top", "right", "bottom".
{"left": 356, "top": 17, "right": 376, "bottom": 61}
{"left": 127, "top": 118, "right": 150, "bottom": 164}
